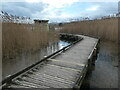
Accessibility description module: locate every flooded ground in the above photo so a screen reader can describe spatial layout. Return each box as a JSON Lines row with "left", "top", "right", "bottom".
{"left": 2, "top": 40, "right": 71, "bottom": 80}
{"left": 2, "top": 40, "right": 119, "bottom": 89}
{"left": 81, "top": 41, "right": 118, "bottom": 89}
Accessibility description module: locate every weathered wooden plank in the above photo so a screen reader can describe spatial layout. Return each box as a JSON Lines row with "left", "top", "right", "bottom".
{"left": 3, "top": 35, "right": 99, "bottom": 88}
{"left": 8, "top": 84, "right": 32, "bottom": 88}
{"left": 48, "top": 59, "right": 85, "bottom": 66}
{"left": 31, "top": 64, "right": 80, "bottom": 81}
{"left": 47, "top": 62, "right": 83, "bottom": 71}
{"left": 19, "top": 74, "right": 73, "bottom": 88}
{"left": 24, "top": 73, "right": 75, "bottom": 85}
{"left": 13, "top": 78, "right": 50, "bottom": 88}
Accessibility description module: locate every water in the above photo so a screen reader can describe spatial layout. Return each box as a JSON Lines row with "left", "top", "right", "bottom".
{"left": 81, "top": 41, "right": 118, "bottom": 88}
{"left": 2, "top": 40, "right": 71, "bottom": 80}
{"left": 3, "top": 40, "right": 118, "bottom": 88}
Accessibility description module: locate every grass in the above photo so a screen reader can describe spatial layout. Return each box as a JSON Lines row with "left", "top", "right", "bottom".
{"left": 60, "top": 17, "right": 119, "bottom": 42}
{"left": 2, "top": 22, "right": 58, "bottom": 59}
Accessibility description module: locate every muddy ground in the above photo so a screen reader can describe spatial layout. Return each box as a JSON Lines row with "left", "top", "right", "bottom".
{"left": 81, "top": 41, "right": 118, "bottom": 89}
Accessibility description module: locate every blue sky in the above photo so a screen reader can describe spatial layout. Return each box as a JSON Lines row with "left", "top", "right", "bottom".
{"left": 1, "top": 0, "right": 119, "bottom": 22}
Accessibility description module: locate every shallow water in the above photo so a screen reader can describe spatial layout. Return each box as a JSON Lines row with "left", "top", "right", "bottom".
{"left": 2, "top": 40, "right": 70, "bottom": 80}
{"left": 2, "top": 40, "right": 119, "bottom": 88}
{"left": 81, "top": 41, "right": 118, "bottom": 88}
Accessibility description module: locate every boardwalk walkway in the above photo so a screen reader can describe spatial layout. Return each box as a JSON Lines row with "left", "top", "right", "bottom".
{"left": 3, "top": 35, "right": 99, "bottom": 88}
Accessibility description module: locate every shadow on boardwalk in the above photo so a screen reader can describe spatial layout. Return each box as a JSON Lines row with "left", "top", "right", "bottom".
{"left": 81, "top": 41, "right": 118, "bottom": 89}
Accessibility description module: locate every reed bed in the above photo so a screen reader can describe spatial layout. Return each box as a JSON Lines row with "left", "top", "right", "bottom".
{"left": 61, "top": 17, "right": 119, "bottom": 42}
{"left": 2, "top": 22, "right": 58, "bottom": 59}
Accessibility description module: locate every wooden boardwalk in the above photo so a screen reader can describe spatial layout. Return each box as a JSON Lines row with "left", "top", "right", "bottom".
{"left": 2, "top": 35, "right": 99, "bottom": 89}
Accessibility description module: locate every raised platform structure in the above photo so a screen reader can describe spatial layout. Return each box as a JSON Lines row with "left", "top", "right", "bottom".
{"left": 2, "top": 34, "right": 99, "bottom": 89}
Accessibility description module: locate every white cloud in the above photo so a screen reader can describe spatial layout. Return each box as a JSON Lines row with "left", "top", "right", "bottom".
{"left": 32, "top": 7, "right": 72, "bottom": 22}
{"left": 24, "top": 0, "right": 119, "bottom": 9}
{"left": 25, "top": 0, "right": 39, "bottom": 3}
{"left": 23, "top": 0, "right": 81, "bottom": 9}
{"left": 24, "top": 0, "right": 80, "bottom": 8}
{"left": 2, "top": 2, "right": 46, "bottom": 17}
{"left": 23, "top": 0, "right": 79, "bottom": 22}
{"left": 2, "top": 0, "right": 119, "bottom": 2}
{"left": 1, "top": 1, "right": 118, "bottom": 22}
{"left": 86, "top": 6, "right": 99, "bottom": 11}
{"left": 40, "top": 0, "right": 80, "bottom": 8}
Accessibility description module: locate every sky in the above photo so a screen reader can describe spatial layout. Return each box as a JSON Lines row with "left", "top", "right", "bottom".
{"left": 1, "top": 0, "right": 119, "bottom": 22}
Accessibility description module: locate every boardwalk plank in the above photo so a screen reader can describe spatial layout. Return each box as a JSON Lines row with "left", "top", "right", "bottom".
{"left": 5, "top": 35, "right": 98, "bottom": 88}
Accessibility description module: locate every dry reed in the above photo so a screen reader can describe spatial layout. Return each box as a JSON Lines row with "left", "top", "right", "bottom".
{"left": 2, "top": 22, "right": 58, "bottom": 59}
{"left": 60, "top": 17, "right": 119, "bottom": 42}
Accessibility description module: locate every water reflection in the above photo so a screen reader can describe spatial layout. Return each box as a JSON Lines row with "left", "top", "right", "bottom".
{"left": 81, "top": 41, "right": 118, "bottom": 89}
{"left": 58, "top": 40, "right": 70, "bottom": 49}
{"left": 2, "top": 40, "right": 70, "bottom": 80}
